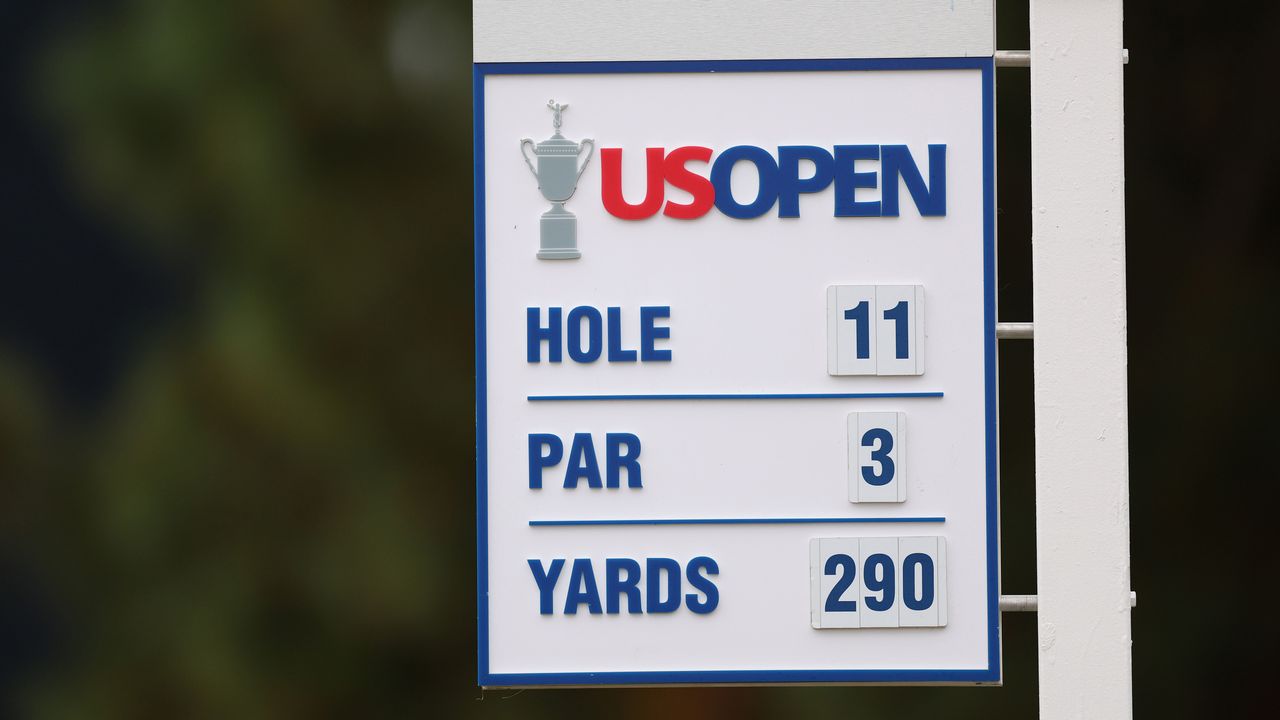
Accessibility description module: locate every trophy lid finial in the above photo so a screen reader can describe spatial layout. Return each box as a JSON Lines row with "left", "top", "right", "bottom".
{"left": 547, "top": 100, "right": 568, "bottom": 132}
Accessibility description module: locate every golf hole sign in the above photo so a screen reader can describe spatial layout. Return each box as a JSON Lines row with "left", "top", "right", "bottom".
{"left": 475, "top": 56, "right": 999, "bottom": 686}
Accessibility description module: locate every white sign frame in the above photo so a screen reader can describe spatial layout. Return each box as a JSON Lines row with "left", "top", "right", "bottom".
{"left": 474, "top": 57, "right": 999, "bottom": 687}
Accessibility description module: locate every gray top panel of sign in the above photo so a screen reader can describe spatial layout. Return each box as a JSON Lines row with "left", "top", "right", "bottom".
{"left": 474, "top": 0, "right": 994, "bottom": 63}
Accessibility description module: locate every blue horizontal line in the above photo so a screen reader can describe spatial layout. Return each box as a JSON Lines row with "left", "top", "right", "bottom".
{"left": 530, "top": 517, "right": 945, "bottom": 527}
{"left": 482, "top": 666, "right": 999, "bottom": 687}
{"left": 528, "top": 392, "right": 944, "bottom": 402}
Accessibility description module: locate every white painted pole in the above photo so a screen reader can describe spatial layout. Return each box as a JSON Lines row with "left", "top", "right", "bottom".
{"left": 1030, "top": 1, "right": 1133, "bottom": 718}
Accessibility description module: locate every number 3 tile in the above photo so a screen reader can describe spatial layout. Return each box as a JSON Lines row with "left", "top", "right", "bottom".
{"left": 848, "top": 412, "right": 907, "bottom": 503}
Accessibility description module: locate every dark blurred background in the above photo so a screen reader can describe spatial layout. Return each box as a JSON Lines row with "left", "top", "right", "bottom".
{"left": 0, "top": 1, "right": 1275, "bottom": 717}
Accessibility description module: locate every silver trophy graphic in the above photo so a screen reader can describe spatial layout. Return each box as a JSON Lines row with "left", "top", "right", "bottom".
{"left": 521, "top": 101, "right": 594, "bottom": 260}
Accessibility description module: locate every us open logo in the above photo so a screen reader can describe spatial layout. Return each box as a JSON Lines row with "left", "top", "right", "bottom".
{"left": 523, "top": 100, "right": 947, "bottom": 261}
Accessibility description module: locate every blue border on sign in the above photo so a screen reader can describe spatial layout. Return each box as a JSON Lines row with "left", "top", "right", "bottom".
{"left": 473, "top": 61, "right": 490, "bottom": 688}
{"left": 474, "top": 57, "right": 1000, "bottom": 687}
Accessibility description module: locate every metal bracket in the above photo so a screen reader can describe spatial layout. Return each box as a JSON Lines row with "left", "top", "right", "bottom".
{"left": 996, "top": 322, "right": 1034, "bottom": 339}
{"left": 1000, "top": 592, "right": 1137, "bottom": 612}
{"left": 995, "top": 49, "right": 1129, "bottom": 67}
{"left": 995, "top": 50, "right": 1031, "bottom": 68}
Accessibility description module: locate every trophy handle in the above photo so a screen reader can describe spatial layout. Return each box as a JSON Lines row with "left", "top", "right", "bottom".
{"left": 519, "top": 138, "right": 539, "bottom": 181}
{"left": 575, "top": 138, "right": 595, "bottom": 184}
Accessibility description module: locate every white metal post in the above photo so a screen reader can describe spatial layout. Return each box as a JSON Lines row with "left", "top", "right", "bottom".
{"left": 1030, "top": 1, "right": 1133, "bottom": 718}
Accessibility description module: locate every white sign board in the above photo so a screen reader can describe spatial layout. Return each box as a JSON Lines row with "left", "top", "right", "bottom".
{"left": 473, "top": 1, "right": 996, "bottom": 63}
{"left": 475, "top": 58, "right": 998, "bottom": 686}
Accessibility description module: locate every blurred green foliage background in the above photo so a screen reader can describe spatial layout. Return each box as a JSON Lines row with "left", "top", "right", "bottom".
{"left": 1, "top": 1, "right": 1276, "bottom": 718}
